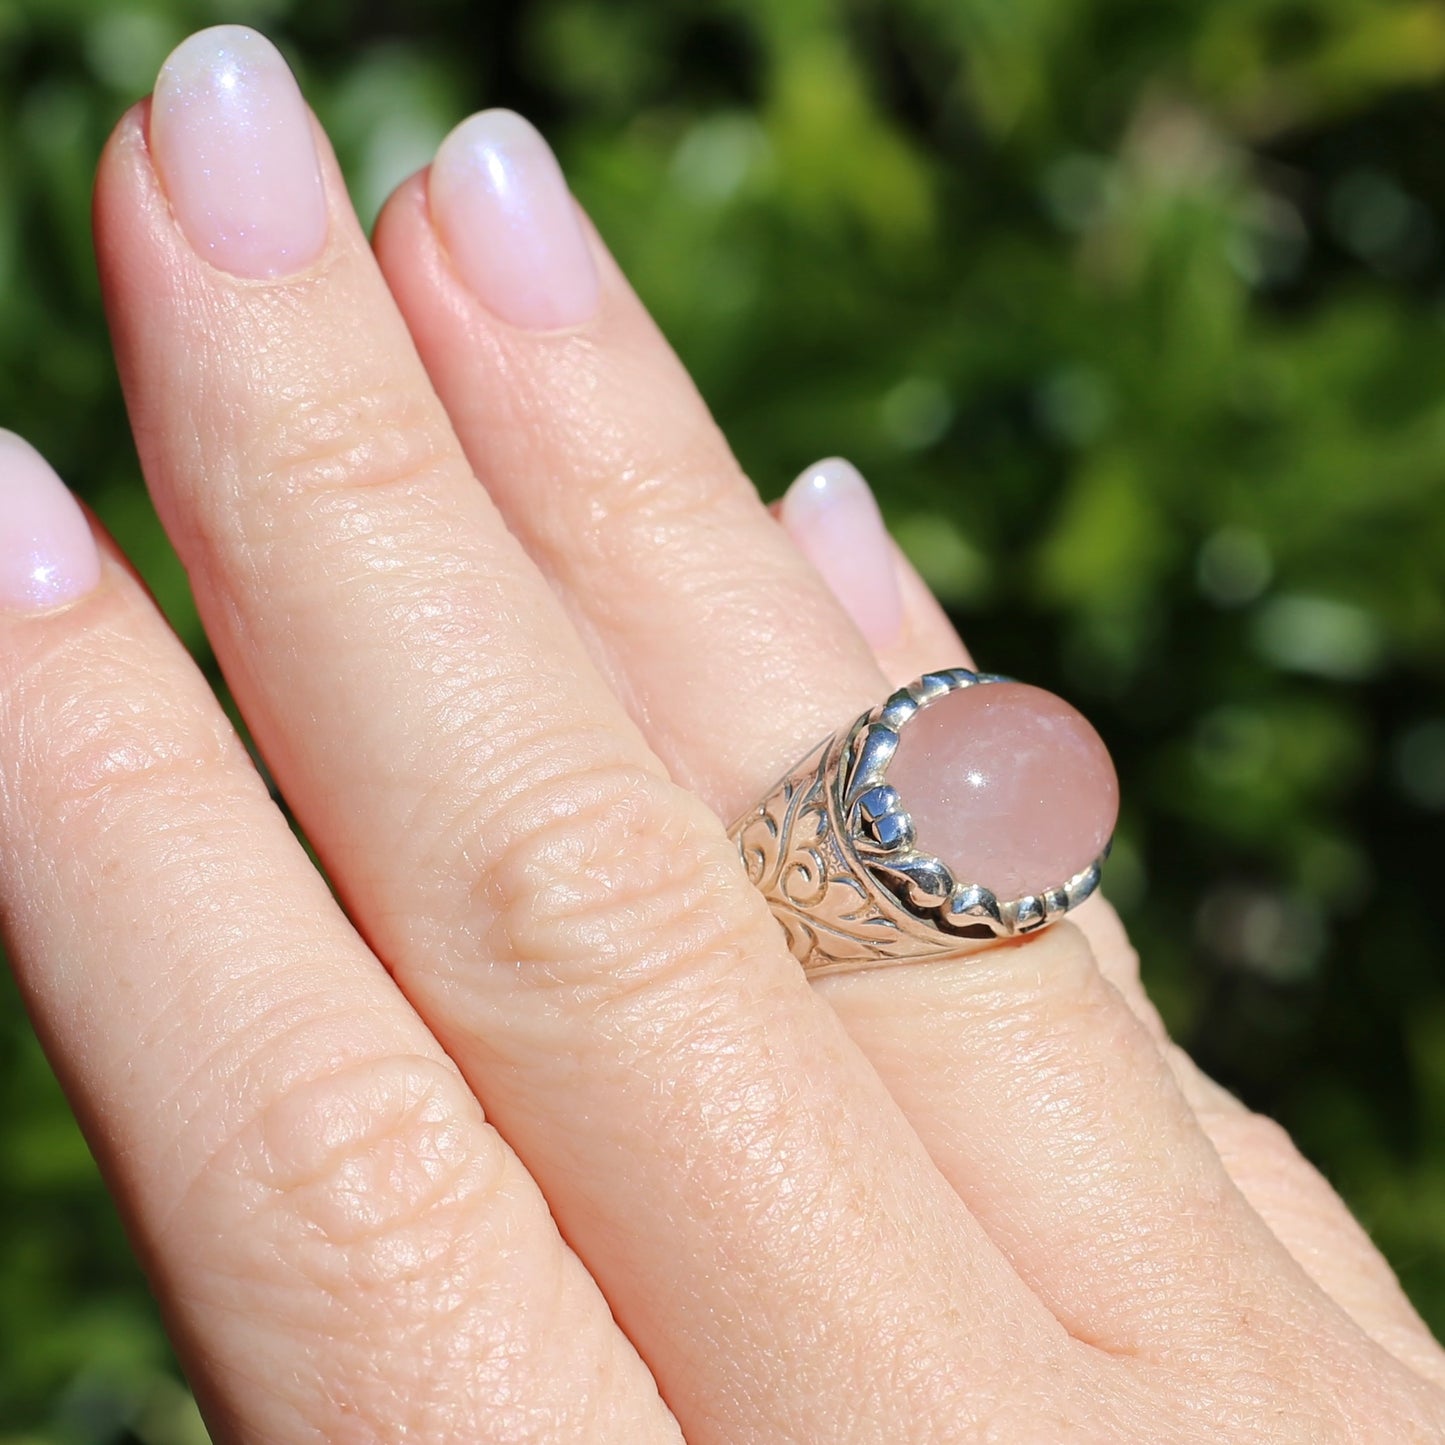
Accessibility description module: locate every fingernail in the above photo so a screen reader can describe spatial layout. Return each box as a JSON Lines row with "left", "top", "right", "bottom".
{"left": 150, "top": 26, "right": 327, "bottom": 279}
{"left": 0, "top": 432, "right": 102, "bottom": 613}
{"left": 428, "top": 109, "right": 599, "bottom": 330}
{"left": 780, "top": 458, "right": 904, "bottom": 650}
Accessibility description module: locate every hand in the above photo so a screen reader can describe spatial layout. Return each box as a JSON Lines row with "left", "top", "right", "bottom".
{"left": 1, "top": 24, "right": 1440, "bottom": 1442}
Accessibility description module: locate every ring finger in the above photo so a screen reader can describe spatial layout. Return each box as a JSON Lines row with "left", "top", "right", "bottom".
{"left": 858, "top": 535, "right": 1445, "bottom": 1384}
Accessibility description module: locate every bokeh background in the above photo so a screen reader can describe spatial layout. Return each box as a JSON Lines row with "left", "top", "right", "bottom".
{"left": 3, "top": 0, "right": 1445, "bottom": 1437}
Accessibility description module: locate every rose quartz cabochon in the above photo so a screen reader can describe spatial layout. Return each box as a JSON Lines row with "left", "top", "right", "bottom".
{"left": 887, "top": 682, "right": 1118, "bottom": 901}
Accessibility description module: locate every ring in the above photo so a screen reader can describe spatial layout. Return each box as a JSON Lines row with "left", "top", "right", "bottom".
{"left": 729, "top": 670, "right": 1118, "bottom": 977}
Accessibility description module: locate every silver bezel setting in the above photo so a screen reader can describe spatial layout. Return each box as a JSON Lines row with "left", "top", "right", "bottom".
{"left": 730, "top": 669, "right": 1110, "bottom": 976}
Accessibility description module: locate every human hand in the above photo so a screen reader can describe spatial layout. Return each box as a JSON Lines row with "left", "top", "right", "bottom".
{"left": 1, "top": 24, "right": 1441, "bottom": 1441}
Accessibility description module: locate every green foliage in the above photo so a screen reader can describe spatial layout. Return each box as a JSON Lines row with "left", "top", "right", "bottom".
{"left": 2, "top": 0, "right": 1445, "bottom": 1435}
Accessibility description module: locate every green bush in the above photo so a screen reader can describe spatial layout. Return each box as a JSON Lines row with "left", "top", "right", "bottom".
{"left": 2, "top": 1, "right": 1444, "bottom": 1436}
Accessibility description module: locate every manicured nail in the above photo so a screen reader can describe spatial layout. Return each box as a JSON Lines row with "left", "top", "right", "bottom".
{"left": 150, "top": 26, "right": 327, "bottom": 279}
{"left": 428, "top": 109, "right": 599, "bottom": 330}
{"left": 780, "top": 458, "right": 904, "bottom": 651}
{"left": 0, "top": 432, "right": 102, "bottom": 613}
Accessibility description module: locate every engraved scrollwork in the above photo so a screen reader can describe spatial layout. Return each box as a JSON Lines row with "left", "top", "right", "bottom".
{"left": 732, "top": 736, "right": 908, "bottom": 965}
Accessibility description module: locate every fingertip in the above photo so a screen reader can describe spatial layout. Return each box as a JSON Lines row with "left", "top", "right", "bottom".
{"left": 772, "top": 454, "right": 978, "bottom": 681}
{"left": 426, "top": 109, "right": 599, "bottom": 331}
{"left": 93, "top": 97, "right": 150, "bottom": 248}
{"left": 370, "top": 163, "right": 430, "bottom": 265}
{"left": 779, "top": 457, "right": 904, "bottom": 653}
{"left": 148, "top": 25, "right": 327, "bottom": 279}
{"left": 887, "top": 537, "right": 977, "bottom": 677}
{"left": 0, "top": 431, "right": 103, "bottom": 615}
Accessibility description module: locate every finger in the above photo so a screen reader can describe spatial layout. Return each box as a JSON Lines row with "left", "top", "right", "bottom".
{"left": 97, "top": 34, "right": 1069, "bottom": 1441}
{"left": 0, "top": 435, "right": 674, "bottom": 1441}
{"left": 373, "top": 144, "right": 1414, "bottom": 1382}
{"left": 791, "top": 467, "right": 1445, "bottom": 1384}
{"left": 1175, "top": 1050, "right": 1445, "bottom": 1386}
{"left": 376, "top": 131, "right": 886, "bottom": 810}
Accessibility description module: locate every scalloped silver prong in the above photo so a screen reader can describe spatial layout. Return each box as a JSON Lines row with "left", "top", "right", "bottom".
{"left": 877, "top": 692, "right": 919, "bottom": 732}
{"left": 946, "top": 883, "right": 1004, "bottom": 927}
{"left": 877, "top": 852, "right": 952, "bottom": 905}
{"left": 1066, "top": 856, "right": 1104, "bottom": 907}
{"left": 844, "top": 725, "right": 899, "bottom": 804}
{"left": 856, "top": 785, "right": 901, "bottom": 822}
{"left": 916, "top": 670, "right": 970, "bottom": 700}
{"left": 1013, "top": 896, "right": 1046, "bottom": 931}
{"left": 867, "top": 810, "right": 914, "bottom": 852}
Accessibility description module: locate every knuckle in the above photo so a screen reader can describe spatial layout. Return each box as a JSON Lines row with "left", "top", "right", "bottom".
{"left": 191, "top": 377, "right": 485, "bottom": 605}
{"left": 586, "top": 468, "right": 755, "bottom": 607}
{"left": 8, "top": 623, "right": 241, "bottom": 838}
{"left": 251, "top": 379, "right": 458, "bottom": 508}
{"left": 242, "top": 1054, "right": 510, "bottom": 1257}
{"left": 587, "top": 441, "right": 741, "bottom": 539}
{"left": 479, "top": 752, "right": 768, "bottom": 1008}
{"left": 188, "top": 1054, "right": 624, "bottom": 1441}
{"left": 532, "top": 391, "right": 746, "bottom": 554}
{"left": 210, "top": 384, "right": 471, "bottom": 569}
{"left": 546, "top": 357, "right": 735, "bottom": 522}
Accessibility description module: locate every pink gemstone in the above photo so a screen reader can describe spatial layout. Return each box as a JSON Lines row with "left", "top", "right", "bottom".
{"left": 886, "top": 682, "right": 1118, "bottom": 901}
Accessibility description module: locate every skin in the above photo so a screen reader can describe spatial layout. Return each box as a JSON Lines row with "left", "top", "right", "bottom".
{"left": 0, "top": 67, "right": 1441, "bottom": 1445}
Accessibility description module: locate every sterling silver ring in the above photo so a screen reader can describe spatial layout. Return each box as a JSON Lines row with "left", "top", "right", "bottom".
{"left": 728, "top": 670, "right": 1115, "bottom": 978}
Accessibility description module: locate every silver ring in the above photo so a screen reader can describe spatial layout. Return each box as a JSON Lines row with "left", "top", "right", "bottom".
{"left": 729, "top": 669, "right": 1111, "bottom": 978}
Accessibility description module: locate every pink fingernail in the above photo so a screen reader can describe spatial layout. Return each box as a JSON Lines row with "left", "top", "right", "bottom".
{"left": 428, "top": 109, "right": 599, "bottom": 331}
{"left": 780, "top": 458, "right": 904, "bottom": 650}
{"left": 150, "top": 26, "right": 327, "bottom": 279}
{"left": 0, "top": 432, "right": 101, "bottom": 613}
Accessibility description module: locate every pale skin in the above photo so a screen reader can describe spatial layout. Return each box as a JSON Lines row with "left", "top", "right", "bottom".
{"left": 1, "top": 32, "right": 1443, "bottom": 1445}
